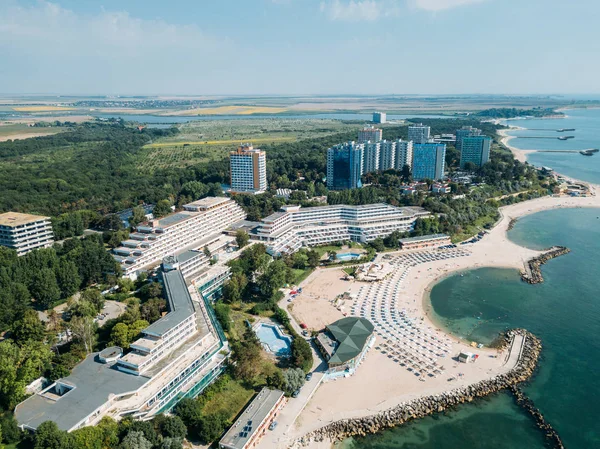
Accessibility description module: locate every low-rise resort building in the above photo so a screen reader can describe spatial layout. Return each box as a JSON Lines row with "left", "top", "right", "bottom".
{"left": 15, "top": 261, "right": 228, "bottom": 432}
{"left": 255, "top": 204, "right": 430, "bottom": 256}
{"left": 399, "top": 234, "right": 451, "bottom": 250}
{"left": 315, "top": 317, "right": 375, "bottom": 376}
{"left": 219, "top": 388, "right": 286, "bottom": 449}
{"left": 0, "top": 212, "right": 54, "bottom": 256}
{"left": 112, "top": 197, "right": 246, "bottom": 279}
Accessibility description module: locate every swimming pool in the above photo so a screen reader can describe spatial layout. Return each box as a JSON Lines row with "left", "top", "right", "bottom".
{"left": 254, "top": 323, "right": 292, "bottom": 356}
{"left": 336, "top": 252, "right": 362, "bottom": 261}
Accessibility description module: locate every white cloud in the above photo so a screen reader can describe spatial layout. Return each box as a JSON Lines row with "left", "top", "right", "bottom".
{"left": 410, "top": 0, "right": 487, "bottom": 12}
{"left": 0, "top": 1, "right": 230, "bottom": 93}
{"left": 319, "top": 0, "right": 383, "bottom": 22}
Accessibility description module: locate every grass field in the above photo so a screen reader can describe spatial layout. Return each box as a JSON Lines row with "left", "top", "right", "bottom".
{"left": 12, "top": 106, "right": 74, "bottom": 112}
{"left": 201, "top": 378, "right": 255, "bottom": 417}
{"left": 0, "top": 123, "right": 65, "bottom": 141}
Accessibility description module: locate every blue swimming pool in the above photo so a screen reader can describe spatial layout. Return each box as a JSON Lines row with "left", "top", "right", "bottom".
{"left": 336, "top": 252, "right": 362, "bottom": 261}
{"left": 254, "top": 323, "right": 292, "bottom": 356}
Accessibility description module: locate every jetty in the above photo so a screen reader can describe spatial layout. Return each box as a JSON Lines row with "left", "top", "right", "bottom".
{"left": 293, "top": 329, "right": 548, "bottom": 448}
{"left": 521, "top": 246, "right": 571, "bottom": 284}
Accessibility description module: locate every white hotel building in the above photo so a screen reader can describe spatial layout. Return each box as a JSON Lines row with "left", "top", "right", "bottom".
{"left": 16, "top": 263, "right": 228, "bottom": 432}
{"left": 0, "top": 212, "right": 54, "bottom": 256}
{"left": 113, "top": 197, "right": 246, "bottom": 279}
{"left": 255, "top": 204, "right": 430, "bottom": 256}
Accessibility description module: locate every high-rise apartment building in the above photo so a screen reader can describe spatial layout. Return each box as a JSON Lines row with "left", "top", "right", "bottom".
{"left": 408, "top": 123, "right": 431, "bottom": 144}
{"left": 363, "top": 141, "right": 381, "bottom": 173}
{"left": 412, "top": 143, "right": 446, "bottom": 180}
{"left": 455, "top": 126, "right": 482, "bottom": 151}
{"left": 460, "top": 136, "right": 491, "bottom": 168}
{"left": 327, "top": 142, "right": 364, "bottom": 190}
{"left": 394, "top": 140, "right": 413, "bottom": 170}
{"left": 358, "top": 126, "right": 383, "bottom": 144}
{"left": 379, "top": 140, "right": 396, "bottom": 171}
{"left": 229, "top": 144, "right": 267, "bottom": 194}
{"left": 373, "top": 112, "right": 387, "bottom": 124}
{"left": 0, "top": 212, "right": 54, "bottom": 256}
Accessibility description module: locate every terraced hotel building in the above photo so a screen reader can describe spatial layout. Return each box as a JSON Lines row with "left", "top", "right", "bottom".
{"left": 15, "top": 262, "right": 228, "bottom": 432}
{"left": 113, "top": 197, "right": 246, "bottom": 279}
{"left": 256, "top": 204, "right": 429, "bottom": 256}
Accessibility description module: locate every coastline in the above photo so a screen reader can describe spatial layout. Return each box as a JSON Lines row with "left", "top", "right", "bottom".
{"left": 277, "top": 193, "right": 600, "bottom": 449}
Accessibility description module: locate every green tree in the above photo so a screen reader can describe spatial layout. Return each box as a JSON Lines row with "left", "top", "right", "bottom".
{"left": 283, "top": 368, "right": 306, "bottom": 393}
{"left": 0, "top": 282, "right": 30, "bottom": 331}
{"left": 154, "top": 415, "right": 187, "bottom": 440}
{"left": 95, "top": 417, "right": 119, "bottom": 449}
{"left": 128, "top": 421, "right": 159, "bottom": 447}
{"left": 71, "top": 426, "right": 105, "bottom": 449}
{"left": 109, "top": 323, "right": 131, "bottom": 348}
{"left": 173, "top": 398, "right": 202, "bottom": 426}
{"left": 119, "top": 431, "right": 152, "bottom": 449}
{"left": 266, "top": 369, "right": 286, "bottom": 390}
{"left": 33, "top": 421, "right": 73, "bottom": 449}
{"left": 306, "top": 249, "right": 320, "bottom": 268}
{"left": 118, "top": 278, "right": 135, "bottom": 294}
{"left": 69, "top": 316, "right": 96, "bottom": 354}
{"left": 159, "top": 437, "right": 183, "bottom": 449}
{"left": 55, "top": 258, "right": 81, "bottom": 299}
{"left": 128, "top": 320, "right": 149, "bottom": 342}
{"left": 11, "top": 309, "right": 46, "bottom": 344}
{"left": 138, "top": 282, "right": 162, "bottom": 301}
{"left": 213, "top": 303, "right": 231, "bottom": 332}
{"left": 197, "top": 412, "right": 228, "bottom": 444}
{"left": 235, "top": 229, "right": 250, "bottom": 249}
{"left": 291, "top": 337, "right": 313, "bottom": 373}
{"left": 0, "top": 413, "right": 22, "bottom": 445}
{"left": 222, "top": 273, "right": 247, "bottom": 304}
{"left": 80, "top": 288, "right": 105, "bottom": 313}
{"left": 30, "top": 268, "right": 61, "bottom": 309}
{"left": 140, "top": 298, "right": 166, "bottom": 323}
{"left": 370, "top": 238, "right": 385, "bottom": 252}
{"left": 129, "top": 206, "right": 148, "bottom": 227}
{"left": 153, "top": 200, "right": 172, "bottom": 218}
{"left": 257, "top": 260, "right": 288, "bottom": 298}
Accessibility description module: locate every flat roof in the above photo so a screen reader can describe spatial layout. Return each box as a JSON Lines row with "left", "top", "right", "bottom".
{"left": 185, "top": 197, "right": 230, "bottom": 208}
{"left": 219, "top": 388, "right": 284, "bottom": 449}
{"left": 157, "top": 211, "right": 194, "bottom": 228}
{"left": 143, "top": 269, "right": 196, "bottom": 337}
{"left": 0, "top": 212, "right": 50, "bottom": 227}
{"left": 400, "top": 233, "right": 450, "bottom": 243}
{"left": 14, "top": 354, "right": 149, "bottom": 431}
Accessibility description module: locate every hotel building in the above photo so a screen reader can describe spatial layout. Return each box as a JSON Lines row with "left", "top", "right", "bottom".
{"left": 255, "top": 204, "right": 429, "bottom": 256}
{"left": 219, "top": 388, "right": 285, "bottom": 449}
{"left": 112, "top": 197, "right": 246, "bottom": 279}
{"left": 229, "top": 144, "right": 267, "bottom": 194}
{"left": 455, "top": 126, "right": 482, "bottom": 151}
{"left": 412, "top": 143, "right": 447, "bottom": 180}
{"left": 362, "top": 141, "right": 381, "bottom": 173}
{"left": 327, "top": 142, "right": 364, "bottom": 190}
{"left": 408, "top": 123, "right": 431, "bottom": 144}
{"left": 460, "top": 135, "right": 492, "bottom": 168}
{"left": 16, "top": 263, "right": 228, "bottom": 432}
{"left": 379, "top": 140, "right": 396, "bottom": 171}
{"left": 358, "top": 126, "right": 383, "bottom": 144}
{"left": 0, "top": 212, "right": 54, "bottom": 256}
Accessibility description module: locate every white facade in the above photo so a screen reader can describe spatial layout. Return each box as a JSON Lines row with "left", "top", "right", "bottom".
{"left": 113, "top": 197, "right": 246, "bottom": 278}
{"left": 408, "top": 124, "right": 431, "bottom": 144}
{"left": 358, "top": 126, "right": 383, "bottom": 144}
{"left": 373, "top": 112, "right": 387, "bottom": 124}
{"left": 0, "top": 212, "right": 54, "bottom": 256}
{"left": 362, "top": 141, "right": 381, "bottom": 173}
{"left": 394, "top": 140, "right": 413, "bottom": 170}
{"left": 256, "top": 204, "right": 430, "bottom": 256}
{"left": 379, "top": 140, "right": 396, "bottom": 171}
{"left": 229, "top": 144, "right": 267, "bottom": 194}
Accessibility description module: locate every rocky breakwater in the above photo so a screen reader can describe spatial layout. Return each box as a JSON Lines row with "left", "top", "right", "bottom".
{"left": 293, "top": 329, "right": 544, "bottom": 448}
{"left": 521, "top": 246, "right": 571, "bottom": 284}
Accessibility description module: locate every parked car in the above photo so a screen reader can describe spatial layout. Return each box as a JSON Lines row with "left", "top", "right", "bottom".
{"left": 305, "top": 372, "right": 313, "bottom": 381}
{"left": 269, "top": 421, "right": 278, "bottom": 431}
{"left": 292, "top": 389, "right": 300, "bottom": 398}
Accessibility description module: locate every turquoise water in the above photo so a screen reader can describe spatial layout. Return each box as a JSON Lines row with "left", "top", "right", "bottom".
{"left": 342, "top": 207, "right": 600, "bottom": 449}
{"left": 255, "top": 323, "right": 292, "bottom": 356}
{"left": 337, "top": 253, "right": 362, "bottom": 261}
{"left": 505, "top": 108, "right": 600, "bottom": 183}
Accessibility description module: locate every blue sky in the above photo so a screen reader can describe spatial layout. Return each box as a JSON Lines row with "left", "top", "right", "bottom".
{"left": 1, "top": 0, "right": 598, "bottom": 95}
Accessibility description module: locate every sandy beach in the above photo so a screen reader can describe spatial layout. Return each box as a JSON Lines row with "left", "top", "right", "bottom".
{"left": 269, "top": 191, "right": 600, "bottom": 449}
{"left": 497, "top": 126, "right": 535, "bottom": 163}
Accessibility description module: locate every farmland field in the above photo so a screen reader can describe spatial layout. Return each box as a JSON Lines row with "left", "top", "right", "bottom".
{"left": 12, "top": 106, "right": 75, "bottom": 112}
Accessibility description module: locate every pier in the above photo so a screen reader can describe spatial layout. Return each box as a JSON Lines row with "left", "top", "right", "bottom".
{"left": 521, "top": 246, "right": 571, "bottom": 284}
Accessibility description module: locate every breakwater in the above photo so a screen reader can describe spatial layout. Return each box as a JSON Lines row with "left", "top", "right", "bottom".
{"left": 292, "top": 329, "right": 542, "bottom": 448}
{"left": 508, "top": 217, "right": 518, "bottom": 231}
{"left": 521, "top": 246, "right": 571, "bottom": 284}
{"left": 509, "top": 385, "right": 565, "bottom": 449}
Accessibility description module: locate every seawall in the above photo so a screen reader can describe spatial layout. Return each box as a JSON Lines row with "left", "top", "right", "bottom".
{"left": 521, "top": 246, "right": 571, "bottom": 284}
{"left": 292, "top": 329, "right": 542, "bottom": 448}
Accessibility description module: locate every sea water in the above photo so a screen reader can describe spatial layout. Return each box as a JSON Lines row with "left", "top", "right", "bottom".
{"left": 505, "top": 107, "right": 600, "bottom": 183}
{"left": 341, "top": 207, "right": 600, "bottom": 449}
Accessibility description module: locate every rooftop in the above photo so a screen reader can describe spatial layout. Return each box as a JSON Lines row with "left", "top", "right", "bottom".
{"left": 14, "top": 354, "right": 150, "bottom": 431}
{"left": 143, "top": 269, "right": 196, "bottom": 337}
{"left": 219, "top": 388, "right": 284, "bottom": 449}
{"left": 0, "top": 212, "right": 50, "bottom": 227}
{"left": 399, "top": 233, "right": 449, "bottom": 243}
{"left": 184, "top": 197, "right": 230, "bottom": 209}
{"left": 325, "top": 317, "right": 374, "bottom": 365}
